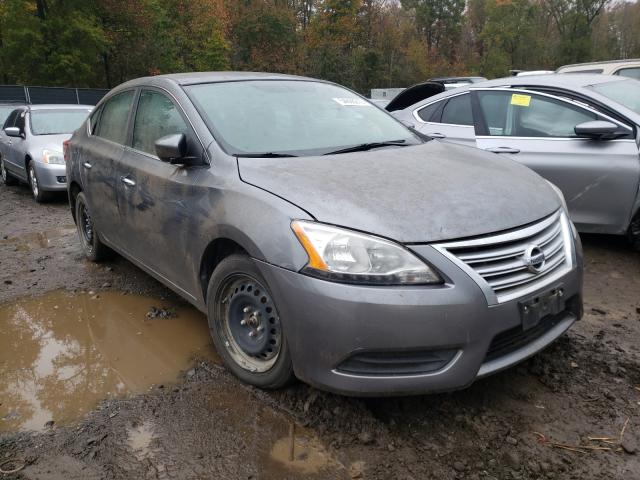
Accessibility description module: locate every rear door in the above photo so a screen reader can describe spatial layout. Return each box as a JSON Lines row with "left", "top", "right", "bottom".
{"left": 473, "top": 88, "right": 640, "bottom": 234}
{"left": 115, "top": 88, "right": 206, "bottom": 299}
{"left": 81, "top": 90, "right": 136, "bottom": 246}
{"left": 411, "top": 92, "right": 476, "bottom": 147}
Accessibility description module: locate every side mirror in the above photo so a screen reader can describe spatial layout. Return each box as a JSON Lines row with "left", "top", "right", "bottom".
{"left": 574, "top": 120, "right": 620, "bottom": 140}
{"left": 155, "top": 133, "right": 203, "bottom": 166}
{"left": 4, "top": 127, "right": 22, "bottom": 138}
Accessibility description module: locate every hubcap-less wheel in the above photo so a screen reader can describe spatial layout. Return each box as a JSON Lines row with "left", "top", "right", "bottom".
{"left": 79, "top": 202, "right": 94, "bottom": 254}
{"left": 29, "top": 166, "right": 39, "bottom": 198}
{"left": 215, "top": 274, "right": 282, "bottom": 373}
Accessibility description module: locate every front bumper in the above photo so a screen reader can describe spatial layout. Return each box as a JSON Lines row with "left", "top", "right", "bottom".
{"left": 34, "top": 161, "right": 67, "bottom": 191}
{"left": 256, "top": 239, "right": 583, "bottom": 396}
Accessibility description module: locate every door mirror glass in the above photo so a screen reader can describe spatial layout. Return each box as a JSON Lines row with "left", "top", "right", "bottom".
{"left": 4, "top": 126, "right": 21, "bottom": 138}
{"left": 574, "top": 120, "right": 620, "bottom": 140}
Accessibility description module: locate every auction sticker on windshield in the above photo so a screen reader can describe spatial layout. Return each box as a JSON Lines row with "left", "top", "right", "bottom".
{"left": 333, "top": 97, "right": 372, "bottom": 106}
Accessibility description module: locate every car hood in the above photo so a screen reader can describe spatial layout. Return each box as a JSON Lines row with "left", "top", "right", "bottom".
{"left": 238, "top": 142, "right": 560, "bottom": 243}
{"left": 28, "top": 133, "right": 71, "bottom": 156}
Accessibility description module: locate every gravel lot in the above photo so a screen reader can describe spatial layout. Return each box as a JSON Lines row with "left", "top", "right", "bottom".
{"left": 1, "top": 182, "right": 639, "bottom": 480}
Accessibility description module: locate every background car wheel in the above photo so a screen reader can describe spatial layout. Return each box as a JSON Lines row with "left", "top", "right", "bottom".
{"left": 28, "top": 163, "right": 51, "bottom": 203}
{"left": 75, "top": 192, "right": 110, "bottom": 262}
{"left": 207, "top": 254, "right": 295, "bottom": 389}
{"left": 0, "top": 157, "right": 18, "bottom": 186}
{"left": 628, "top": 213, "right": 640, "bottom": 251}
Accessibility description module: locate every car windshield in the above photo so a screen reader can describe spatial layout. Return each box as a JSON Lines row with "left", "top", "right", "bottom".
{"left": 588, "top": 79, "right": 640, "bottom": 115}
{"left": 185, "top": 80, "right": 419, "bottom": 156}
{"left": 30, "top": 109, "right": 91, "bottom": 135}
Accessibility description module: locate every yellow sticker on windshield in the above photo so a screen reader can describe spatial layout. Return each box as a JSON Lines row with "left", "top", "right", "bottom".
{"left": 511, "top": 94, "right": 531, "bottom": 107}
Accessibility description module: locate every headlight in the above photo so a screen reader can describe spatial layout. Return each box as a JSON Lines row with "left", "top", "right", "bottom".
{"left": 291, "top": 220, "right": 442, "bottom": 285}
{"left": 42, "top": 149, "right": 65, "bottom": 165}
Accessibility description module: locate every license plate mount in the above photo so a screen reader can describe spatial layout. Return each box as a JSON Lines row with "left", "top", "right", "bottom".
{"left": 519, "top": 286, "right": 565, "bottom": 331}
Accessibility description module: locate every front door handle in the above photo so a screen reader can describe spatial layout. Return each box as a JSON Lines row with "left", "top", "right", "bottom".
{"left": 428, "top": 132, "right": 446, "bottom": 139}
{"left": 83, "top": 162, "right": 92, "bottom": 170}
{"left": 121, "top": 176, "right": 136, "bottom": 187}
{"left": 485, "top": 147, "right": 520, "bottom": 154}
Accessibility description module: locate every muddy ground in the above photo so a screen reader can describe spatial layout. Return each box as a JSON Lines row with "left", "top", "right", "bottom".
{"left": 1, "top": 182, "right": 639, "bottom": 480}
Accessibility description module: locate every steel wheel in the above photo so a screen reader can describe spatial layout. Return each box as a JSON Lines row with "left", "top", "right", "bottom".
{"left": 79, "top": 202, "right": 94, "bottom": 255}
{"left": 214, "top": 274, "right": 283, "bottom": 373}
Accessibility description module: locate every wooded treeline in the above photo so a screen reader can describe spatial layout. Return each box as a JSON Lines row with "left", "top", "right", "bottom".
{"left": 0, "top": 0, "right": 638, "bottom": 93}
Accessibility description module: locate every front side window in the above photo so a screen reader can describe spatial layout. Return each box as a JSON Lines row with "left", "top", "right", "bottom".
{"left": 185, "top": 80, "right": 419, "bottom": 156}
{"left": 132, "top": 90, "right": 189, "bottom": 155}
{"left": 3, "top": 109, "right": 20, "bottom": 129}
{"left": 440, "top": 94, "right": 473, "bottom": 126}
{"left": 0, "top": 106, "right": 17, "bottom": 127}
{"left": 30, "top": 109, "right": 91, "bottom": 136}
{"left": 477, "top": 91, "right": 596, "bottom": 137}
{"left": 614, "top": 67, "right": 640, "bottom": 80}
{"left": 96, "top": 91, "right": 134, "bottom": 144}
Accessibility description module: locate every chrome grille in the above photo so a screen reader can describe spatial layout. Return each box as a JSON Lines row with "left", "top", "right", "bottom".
{"left": 435, "top": 211, "right": 573, "bottom": 304}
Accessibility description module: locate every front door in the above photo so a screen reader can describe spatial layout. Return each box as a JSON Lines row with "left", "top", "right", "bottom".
{"left": 473, "top": 88, "right": 640, "bottom": 234}
{"left": 116, "top": 88, "right": 206, "bottom": 300}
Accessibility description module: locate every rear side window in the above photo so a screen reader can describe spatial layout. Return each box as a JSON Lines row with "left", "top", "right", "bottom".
{"left": 89, "top": 106, "right": 102, "bottom": 135}
{"left": 416, "top": 101, "right": 442, "bottom": 122}
{"left": 441, "top": 94, "right": 473, "bottom": 126}
{"left": 132, "top": 90, "right": 189, "bottom": 155}
{"left": 615, "top": 67, "right": 640, "bottom": 81}
{"left": 96, "top": 91, "right": 134, "bottom": 145}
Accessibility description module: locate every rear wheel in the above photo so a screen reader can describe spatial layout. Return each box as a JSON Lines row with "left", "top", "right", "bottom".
{"left": 28, "top": 163, "right": 51, "bottom": 203}
{"left": 207, "top": 254, "right": 294, "bottom": 389}
{"left": 629, "top": 212, "right": 640, "bottom": 251}
{"left": 0, "top": 157, "right": 18, "bottom": 186}
{"left": 75, "top": 192, "right": 110, "bottom": 262}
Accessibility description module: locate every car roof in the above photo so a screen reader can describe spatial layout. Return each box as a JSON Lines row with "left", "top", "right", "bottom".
{"left": 558, "top": 58, "right": 640, "bottom": 69}
{"left": 27, "top": 104, "right": 93, "bottom": 110}
{"left": 472, "top": 73, "right": 627, "bottom": 89}
{"left": 117, "top": 71, "right": 320, "bottom": 89}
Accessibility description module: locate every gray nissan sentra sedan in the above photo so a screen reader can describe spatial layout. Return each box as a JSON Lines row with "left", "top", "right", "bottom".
{"left": 65, "top": 72, "right": 583, "bottom": 395}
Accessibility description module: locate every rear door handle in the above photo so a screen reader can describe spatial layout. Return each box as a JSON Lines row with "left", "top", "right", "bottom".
{"left": 83, "top": 162, "right": 92, "bottom": 170}
{"left": 428, "top": 132, "right": 446, "bottom": 139}
{"left": 485, "top": 147, "right": 520, "bottom": 154}
{"left": 121, "top": 176, "right": 136, "bottom": 187}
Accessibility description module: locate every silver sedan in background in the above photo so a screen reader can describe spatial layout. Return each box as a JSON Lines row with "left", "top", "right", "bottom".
{"left": 0, "top": 104, "right": 91, "bottom": 202}
{"left": 389, "top": 74, "right": 640, "bottom": 249}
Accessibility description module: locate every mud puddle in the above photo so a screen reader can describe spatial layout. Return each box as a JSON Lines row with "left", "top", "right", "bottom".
{"left": 0, "top": 225, "right": 76, "bottom": 251}
{"left": 0, "top": 290, "right": 217, "bottom": 432}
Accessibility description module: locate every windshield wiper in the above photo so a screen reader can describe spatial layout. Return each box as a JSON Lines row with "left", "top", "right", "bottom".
{"left": 323, "top": 140, "right": 410, "bottom": 155}
{"left": 235, "top": 152, "right": 298, "bottom": 158}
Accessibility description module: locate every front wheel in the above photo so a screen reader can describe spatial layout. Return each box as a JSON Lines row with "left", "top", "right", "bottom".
{"left": 75, "top": 192, "right": 110, "bottom": 262}
{"left": 28, "top": 163, "right": 51, "bottom": 203}
{"left": 207, "top": 254, "right": 294, "bottom": 389}
{"left": 0, "top": 157, "right": 18, "bottom": 186}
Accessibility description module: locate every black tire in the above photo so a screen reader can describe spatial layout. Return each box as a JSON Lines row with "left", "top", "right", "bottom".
{"left": 27, "top": 162, "right": 52, "bottom": 203}
{"left": 629, "top": 212, "right": 640, "bottom": 251}
{"left": 75, "top": 191, "right": 110, "bottom": 262}
{"left": 0, "top": 156, "right": 18, "bottom": 186}
{"left": 206, "top": 254, "right": 295, "bottom": 389}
